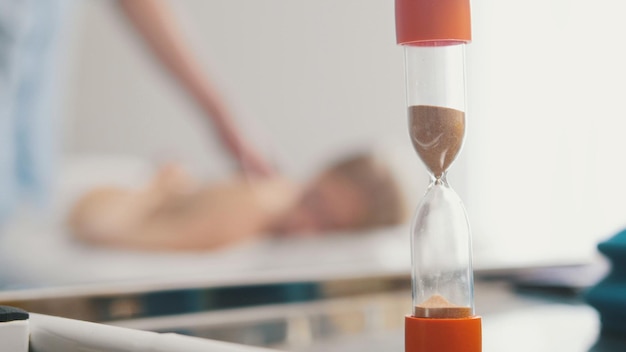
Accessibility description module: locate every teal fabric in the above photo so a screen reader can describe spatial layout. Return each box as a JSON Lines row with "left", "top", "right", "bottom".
{"left": 586, "top": 229, "right": 626, "bottom": 336}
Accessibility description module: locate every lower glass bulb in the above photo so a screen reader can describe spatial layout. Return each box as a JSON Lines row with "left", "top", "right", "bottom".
{"left": 410, "top": 177, "right": 474, "bottom": 318}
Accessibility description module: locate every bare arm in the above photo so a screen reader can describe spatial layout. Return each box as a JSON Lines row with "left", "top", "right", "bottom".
{"left": 117, "top": 0, "right": 273, "bottom": 177}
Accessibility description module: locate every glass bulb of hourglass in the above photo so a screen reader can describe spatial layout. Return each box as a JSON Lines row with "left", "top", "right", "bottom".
{"left": 411, "top": 175, "right": 474, "bottom": 318}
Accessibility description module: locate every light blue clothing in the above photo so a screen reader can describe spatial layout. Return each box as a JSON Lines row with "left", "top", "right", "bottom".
{"left": 0, "top": 0, "right": 68, "bottom": 222}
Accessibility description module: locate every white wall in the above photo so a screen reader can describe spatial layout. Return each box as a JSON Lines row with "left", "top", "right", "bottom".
{"left": 465, "top": 0, "right": 626, "bottom": 260}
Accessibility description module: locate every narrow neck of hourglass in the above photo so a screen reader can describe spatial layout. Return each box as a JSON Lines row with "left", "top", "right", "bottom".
{"left": 430, "top": 173, "right": 448, "bottom": 186}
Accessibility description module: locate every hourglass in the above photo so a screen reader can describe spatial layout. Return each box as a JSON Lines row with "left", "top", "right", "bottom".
{"left": 396, "top": 0, "right": 482, "bottom": 351}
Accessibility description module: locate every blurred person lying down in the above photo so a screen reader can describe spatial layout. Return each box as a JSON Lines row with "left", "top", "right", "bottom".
{"left": 68, "top": 153, "right": 408, "bottom": 251}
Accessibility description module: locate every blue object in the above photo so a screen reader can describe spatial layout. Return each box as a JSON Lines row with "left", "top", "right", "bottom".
{"left": 585, "top": 229, "right": 626, "bottom": 336}
{"left": 0, "top": 0, "right": 69, "bottom": 222}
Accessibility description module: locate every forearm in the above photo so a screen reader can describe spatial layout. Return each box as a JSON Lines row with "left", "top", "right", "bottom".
{"left": 117, "top": 0, "right": 241, "bottom": 149}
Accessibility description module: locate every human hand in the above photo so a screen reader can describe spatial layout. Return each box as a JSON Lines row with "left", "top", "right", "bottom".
{"left": 231, "top": 138, "right": 276, "bottom": 178}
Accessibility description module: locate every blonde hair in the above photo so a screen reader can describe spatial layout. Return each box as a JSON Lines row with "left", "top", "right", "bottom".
{"left": 326, "top": 153, "right": 408, "bottom": 229}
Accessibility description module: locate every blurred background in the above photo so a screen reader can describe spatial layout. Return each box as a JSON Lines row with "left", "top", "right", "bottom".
{"left": 2, "top": 0, "right": 626, "bottom": 351}
{"left": 61, "top": 0, "right": 626, "bottom": 262}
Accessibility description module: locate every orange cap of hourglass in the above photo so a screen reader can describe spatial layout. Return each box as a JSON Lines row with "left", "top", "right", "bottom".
{"left": 396, "top": 0, "right": 482, "bottom": 351}
{"left": 396, "top": 0, "right": 472, "bottom": 45}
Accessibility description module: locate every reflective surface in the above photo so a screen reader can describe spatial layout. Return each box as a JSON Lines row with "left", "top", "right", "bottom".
{"left": 108, "top": 281, "right": 605, "bottom": 352}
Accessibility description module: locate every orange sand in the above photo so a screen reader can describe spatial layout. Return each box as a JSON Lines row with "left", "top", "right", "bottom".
{"left": 414, "top": 294, "right": 472, "bottom": 318}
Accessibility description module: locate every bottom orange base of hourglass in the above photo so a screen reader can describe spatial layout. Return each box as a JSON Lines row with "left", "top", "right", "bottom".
{"left": 405, "top": 315, "right": 482, "bottom": 352}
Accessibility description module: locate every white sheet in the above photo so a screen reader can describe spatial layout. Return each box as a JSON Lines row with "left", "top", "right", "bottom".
{"left": 0, "top": 209, "right": 411, "bottom": 295}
